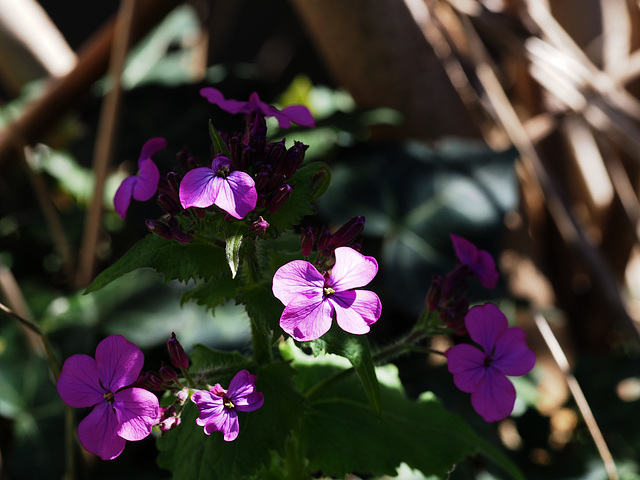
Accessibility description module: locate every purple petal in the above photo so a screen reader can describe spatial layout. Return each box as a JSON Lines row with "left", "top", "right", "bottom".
{"left": 95, "top": 335, "right": 144, "bottom": 393}
{"left": 331, "top": 289, "right": 381, "bottom": 335}
{"left": 450, "top": 234, "right": 478, "bottom": 266}
{"left": 138, "top": 137, "right": 166, "bottom": 165}
{"left": 113, "top": 175, "right": 137, "bottom": 219}
{"left": 465, "top": 304, "right": 508, "bottom": 354}
{"left": 131, "top": 158, "right": 159, "bottom": 202}
{"left": 493, "top": 327, "right": 536, "bottom": 377}
{"left": 205, "top": 408, "right": 239, "bottom": 441}
{"left": 470, "top": 369, "right": 516, "bottom": 422}
{"left": 214, "top": 171, "right": 257, "bottom": 219}
{"left": 272, "top": 260, "right": 324, "bottom": 306}
{"left": 228, "top": 370, "right": 264, "bottom": 412}
{"left": 211, "top": 155, "right": 232, "bottom": 172}
{"left": 279, "top": 105, "right": 315, "bottom": 128}
{"left": 272, "top": 112, "right": 293, "bottom": 129}
{"left": 279, "top": 296, "right": 333, "bottom": 341}
{"left": 114, "top": 388, "right": 159, "bottom": 441}
{"left": 179, "top": 167, "right": 220, "bottom": 209}
{"left": 472, "top": 250, "right": 499, "bottom": 289}
{"left": 446, "top": 344, "right": 487, "bottom": 393}
{"left": 57, "top": 354, "right": 104, "bottom": 408}
{"left": 329, "top": 247, "right": 378, "bottom": 292}
{"left": 78, "top": 402, "right": 126, "bottom": 460}
{"left": 200, "top": 87, "right": 248, "bottom": 114}
{"left": 191, "top": 390, "right": 225, "bottom": 429}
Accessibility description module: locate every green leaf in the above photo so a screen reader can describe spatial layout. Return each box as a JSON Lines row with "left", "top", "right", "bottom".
{"left": 157, "top": 362, "right": 304, "bottom": 479}
{"left": 180, "top": 274, "right": 240, "bottom": 312}
{"left": 189, "top": 344, "right": 252, "bottom": 377}
{"left": 237, "top": 280, "right": 284, "bottom": 338}
{"left": 225, "top": 231, "right": 243, "bottom": 279}
{"left": 267, "top": 162, "right": 330, "bottom": 232}
{"left": 209, "top": 119, "right": 231, "bottom": 157}
{"left": 85, "top": 235, "right": 228, "bottom": 293}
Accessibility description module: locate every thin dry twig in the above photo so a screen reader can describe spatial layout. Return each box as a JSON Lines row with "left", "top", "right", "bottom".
{"left": 76, "top": 0, "right": 138, "bottom": 288}
{"left": 534, "top": 312, "right": 619, "bottom": 480}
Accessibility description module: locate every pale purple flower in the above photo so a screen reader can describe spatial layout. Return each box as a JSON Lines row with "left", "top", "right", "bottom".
{"left": 191, "top": 370, "right": 264, "bottom": 441}
{"left": 114, "top": 137, "right": 166, "bottom": 218}
{"left": 179, "top": 155, "right": 257, "bottom": 219}
{"left": 56, "top": 335, "right": 160, "bottom": 460}
{"left": 447, "top": 303, "right": 535, "bottom": 422}
{"left": 200, "top": 87, "right": 315, "bottom": 129}
{"left": 272, "top": 246, "right": 382, "bottom": 341}
{"left": 450, "top": 234, "right": 499, "bottom": 289}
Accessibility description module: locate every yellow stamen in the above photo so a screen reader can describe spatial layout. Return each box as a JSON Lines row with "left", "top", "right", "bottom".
{"left": 323, "top": 287, "right": 335, "bottom": 296}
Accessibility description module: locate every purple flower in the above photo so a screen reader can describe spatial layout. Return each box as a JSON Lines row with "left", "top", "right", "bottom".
{"left": 447, "top": 304, "right": 535, "bottom": 422}
{"left": 450, "top": 234, "right": 499, "bottom": 289}
{"left": 272, "top": 246, "right": 382, "bottom": 341}
{"left": 56, "top": 335, "right": 160, "bottom": 460}
{"left": 191, "top": 370, "right": 264, "bottom": 441}
{"left": 114, "top": 137, "right": 166, "bottom": 218}
{"left": 200, "top": 87, "right": 315, "bottom": 129}
{"left": 179, "top": 155, "right": 257, "bottom": 219}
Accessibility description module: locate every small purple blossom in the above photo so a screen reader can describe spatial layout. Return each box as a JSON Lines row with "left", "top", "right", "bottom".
{"left": 200, "top": 87, "right": 315, "bottom": 129}
{"left": 450, "top": 234, "right": 499, "bottom": 289}
{"left": 447, "top": 304, "right": 535, "bottom": 422}
{"left": 191, "top": 370, "right": 264, "bottom": 441}
{"left": 114, "top": 137, "right": 166, "bottom": 218}
{"left": 179, "top": 155, "right": 257, "bottom": 219}
{"left": 272, "top": 246, "right": 382, "bottom": 341}
{"left": 56, "top": 335, "right": 160, "bottom": 460}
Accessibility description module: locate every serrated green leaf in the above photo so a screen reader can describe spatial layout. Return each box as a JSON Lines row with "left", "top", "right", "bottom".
{"left": 209, "top": 119, "right": 231, "bottom": 157}
{"left": 268, "top": 162, "right": 330, "bottom": 232}
{"left": 180, "top": 274, "right": 240, "bottom": 312}
{"left": 225, "top": 232, "right": 243, "bottom": 278}
{"left": 85, "top": 235, "right": 227, "bottom": 293}
{"left": 238, "top": 281, "right": 283, "bottom": 337}
{"left": 157, "top": 362, "right": 304, "bottom": 479}
{"left": 189, "top": 344, "right": 252, "bottom": 378}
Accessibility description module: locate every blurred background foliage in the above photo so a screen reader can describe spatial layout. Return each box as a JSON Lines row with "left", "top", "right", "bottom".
{"left": 0, "top": 0, "right": 640, "bottom": 479}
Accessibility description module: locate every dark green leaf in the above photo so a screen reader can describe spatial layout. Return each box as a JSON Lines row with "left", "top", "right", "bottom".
{"left": 85, "top": 235, "right": 227, "bottom": 293}
{"left": 180, "top": 274, "right": 240, "bottom": 312}
{"left": 208, "top": 119, "right": 231, "bottom": 157}
{"left": 225, "top": 232, "right": 243, "bottom": 279}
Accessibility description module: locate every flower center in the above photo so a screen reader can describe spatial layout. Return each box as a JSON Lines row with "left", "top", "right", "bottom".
{"left": 216, "top": 165, "right": 230, "bottom": 179}
{"left": 323, "top": 287, "right": 335, "bottom": 296}
{"left": 103, "top": 392, "right": 115, "bottom": 404}
{"left": 224, "top": 397, "right": 235, "bottom": 409}
{"left": 483, "top": 356, "right": 494, "bottom": 368}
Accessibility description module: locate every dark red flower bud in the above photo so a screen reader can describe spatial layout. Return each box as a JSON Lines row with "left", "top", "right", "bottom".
{"left": 316, "top": 226, "right": 332, "bottom": 252}
{"left": 425, "top": 275, "right": 443, "bottom": 311}
{"left": 160, "top": 364, "right": 178, "bottom": 381}
{"left": 146, "top": 219, "right": 173, "bottom": 240}
{"left": 269, "top": 140, "right": 288, "bottom": 174}
{"left": 300, "top": 226, "right": 316, "bottom": 256}
{"left": 168, "top": 332, "right": 189, "bottom": 369}
{"left": 144, "top": 371, "right": 165, "bottom": 390}
{"left": 250, "top": 216, "right": 269, "bottom": 234}
{"left": 328, "top": 216, "right": 365, "bottom": 248}
{"left": 157, "top": 193, "right": 181, "bottom": 215}
{"left": 240, "top": 146, "right": 256, "bottom": 171}
{"left": 281, "top": 141, "right": 308, "bottom": 178}
{"left": 268, "top": 184, "right": 293, "bottom": 213}
{"left": 255, "top": 168, "right": 272, "bottom": 193}
{"left": 256, "top": 193, "right": 268, "bottom": 209}
{"left": 249, "top": 113, "right": 267, "bottom": 152}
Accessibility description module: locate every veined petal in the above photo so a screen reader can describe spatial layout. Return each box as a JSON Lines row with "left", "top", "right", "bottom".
{"left": 329, "top": 247, "right": 378, "bottom": 292}
{"left": 139, "top": 137, "right": 166, "bottom": 164}
{"left": 57, "top": 354, "right": 104, "bottom": 408}
{"left": 179, "top": 167, "right": 220, "bottom": 209}
{"left": 465, "top": 304, "right": 508, "bottom": 354}
{"left": 114, "top": 388, "right": 159, "bottom": 441}
{"left": 204, "top": 408, "right": 239, "bottom": 441}
{"left": 95, "top": 335, "right": 144, "bottom": 392}
{"left": 228, "top": 370, "right": 264, "bottom": 412}
{"left": 272, "top": 260, "right": 324, "bottom": 306}
{"left": 280, "top": 105, "right": 315, "bottom": 128}
{"left": 191, "top": 390, "right": 225, "bottom": 428}
{"left": 78, "top": 402, "right": 126, "bottom": 460}
{"left": 332, "top": 289, "right": 381, "bottom": 335}
{"left": 446, "top": 344, "right": 487, "bottom": 393}
{"left": 113, "top": 175, "right": 137, "bottom": 219}
{"left": 493, "top": 328, "right": 536, "bottom": 377}
{"left": 470, "top": 369, "right": 516, "bottom": 422}
{"left": 215, "top": 171, "right": 257, "bottom": 219}
{"left": 279, "top": 296, "right": 333, "bottom": 341}
{"left": 132, "top": 158, "right": 159, "bottom": 202}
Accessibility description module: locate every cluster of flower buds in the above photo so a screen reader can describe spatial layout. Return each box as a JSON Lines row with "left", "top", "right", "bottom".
{"left": 425, "top": 235, "right": 499, "bottom": 335}
{"left": 299, "top": 216, "right": 365, "bottom": 266}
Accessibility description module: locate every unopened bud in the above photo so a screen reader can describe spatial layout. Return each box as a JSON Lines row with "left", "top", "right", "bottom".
{"left": 316, "top": 227, "right": 332, "bottom": 252}
{"left": 144, "top": 371, "right": 165, "bottom": 390}
{"left": 268, "top": 184, "right": 293, "bottom": 213}
{"left": 282, "top": 141, "right": 308, "bottom": 178}
{"left": 146, "top": 219, "right": 173, "bottom": 240}
{"left": 250, "top": 216, "right": 269, "bottom": 234}
{"left": 167, "top": 332, "right": 189, "bottom": 369}
{"left": 425, "top": 275, "right": 443, "bottom": 311}
{"left": 157, "top": 193, "right": 181, "bottom": 215}
{"left": 160, "top": 364, "right": 178, "bottom": 381}
{"left": 328, "top": 216, "right": 365, "bottom": 248}
{"left": 300, "top": 227, "right": 316, "bottom": 256}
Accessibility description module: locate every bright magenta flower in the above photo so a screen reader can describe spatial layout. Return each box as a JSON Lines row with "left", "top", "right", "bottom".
{"left": 179, "top": 155, "right": 257, "bottom": 219}
{"left": 200, "top": 87, "right": 315, "bottom": 129}
{"left": 447, "top": 304, "right": 535, "bottom": 422}
{"left": 114, "top": 137, "right": 166, "bottom": 218}
{"left": 450, "top": 234, "right": 499, "bottom": 289}
{"left": 191, "top": 370, "right": 264, "bottom": 441}
{"left": 272, "top": 246, "right": 382, "bottom": 341}
{"left": 56, "top": 335, "right": 159, "bottom": 460}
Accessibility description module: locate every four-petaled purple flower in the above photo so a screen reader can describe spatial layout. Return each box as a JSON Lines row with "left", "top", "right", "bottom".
{"left": 191, "top": 370, "right": 264, "bottom": 441}
{"left": 114, "top": 137, "right": 166, "bottom": 218}
{"left": 179, "top": 154, "right": 257, "bottom": 219}
{"left": 450, "top": 234, "right": 499, "bottom": 289}
{"left": 272, "top": 246, "right": 382, "bottom": 341}
{"left": 56, "top": 335, "right": 160, "bottom": 460}
{"left": 200, "top": 87, "right": 315, "bottom": 129}
{"left": 446, "top": 303, "right": 535, "bottom": 422}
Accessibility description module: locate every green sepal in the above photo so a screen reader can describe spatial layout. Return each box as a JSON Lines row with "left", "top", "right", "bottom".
{"left": 208, "top": 119, "right": 231, "bottom": 157}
